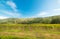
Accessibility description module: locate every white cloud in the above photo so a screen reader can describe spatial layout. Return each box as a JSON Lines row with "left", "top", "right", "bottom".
{"left": 33, "top": 8, "right": 60, "bottom": 17}
{"left": 37, "top": 12, "right": 48, "bottom": 16}
{"left": 53, "top": 9, "right": 60, "bottom": 15}
{"left": 6, "top": 1, "right": 17, "bottom": 11}
{"left": 0, "top": 0, "right": 22, "bottom": 18}
{"left": 53, "top": 8, "right": 60, "bottom": 11}
{"left": 57, "top": 0, "right": 60, "bottom": 4}
{"left": 6, "top": 1, "right": 21, "bottom": 17}
{"left": 0, "top": 10, "right": 21, "bottom": 17}
{"left": 0, "top": 16, "right": 8, "bottom": 19}
{"left": 36, "top": 12, "right": 49, "bottom": 17}
{"left": 30, "top": 12, "right": 48, "bottom": 18}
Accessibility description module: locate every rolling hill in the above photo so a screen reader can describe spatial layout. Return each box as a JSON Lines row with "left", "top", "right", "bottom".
{"left": 0, "top": 15, "right": 60, "bottom": 24}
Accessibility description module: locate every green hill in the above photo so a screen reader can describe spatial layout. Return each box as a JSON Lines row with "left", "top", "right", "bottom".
{"left": 0, "top": 15, "right": 60, "bottom": 24}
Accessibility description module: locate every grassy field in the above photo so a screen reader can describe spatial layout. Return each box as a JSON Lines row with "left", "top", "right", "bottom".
{"left": 0, "top": 24, "right": 60, "bottom": 39}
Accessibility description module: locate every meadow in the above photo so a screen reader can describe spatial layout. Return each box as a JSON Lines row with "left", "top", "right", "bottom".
{"left": 0, "top": 24, "right": 60, "bottom": 39}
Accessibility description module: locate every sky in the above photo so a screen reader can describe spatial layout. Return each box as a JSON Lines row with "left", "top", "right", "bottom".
{"left": 0, "top": 0, "right": 60, "bottom": 19}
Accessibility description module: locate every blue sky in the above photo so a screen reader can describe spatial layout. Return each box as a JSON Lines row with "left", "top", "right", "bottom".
{"left": 0, "top": 0, "right": 60, "bottom": 19}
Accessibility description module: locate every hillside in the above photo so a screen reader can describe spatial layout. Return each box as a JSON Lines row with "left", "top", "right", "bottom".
{"left": 0, "top": 15, "right": 60, "bottom": 24}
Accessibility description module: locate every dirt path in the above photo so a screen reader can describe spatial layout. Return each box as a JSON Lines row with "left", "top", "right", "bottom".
{"left": 0, "top": 32, "right": 60, "bottom": 39}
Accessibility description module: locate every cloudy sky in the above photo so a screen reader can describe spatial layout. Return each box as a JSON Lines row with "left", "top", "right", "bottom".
{"left": 0, "top": 0, "right": 60, "bottom": 19}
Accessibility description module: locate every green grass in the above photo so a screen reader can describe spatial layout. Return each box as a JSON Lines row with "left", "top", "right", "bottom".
{"left": 0, "top": 24, "right": 60, "bottom": 39}
{"left": 0, "top": 36, "right": 45, "bottom": 39}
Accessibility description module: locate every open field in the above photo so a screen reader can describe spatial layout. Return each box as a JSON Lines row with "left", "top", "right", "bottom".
{"left": 0, "top": 24, "right": 60, "bottom": 39}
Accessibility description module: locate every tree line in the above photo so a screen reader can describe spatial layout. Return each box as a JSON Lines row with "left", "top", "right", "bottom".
{"left": 0, "top": 15, "right": 60, "bottom": 24}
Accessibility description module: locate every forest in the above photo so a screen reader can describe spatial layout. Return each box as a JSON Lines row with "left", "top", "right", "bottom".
{"left": 0, "top": 15, "right": 60, "bottom": 24}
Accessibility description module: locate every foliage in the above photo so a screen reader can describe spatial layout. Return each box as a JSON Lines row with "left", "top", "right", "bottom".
{"left": 0, "top": 15, "right": 60, "bottom": 24}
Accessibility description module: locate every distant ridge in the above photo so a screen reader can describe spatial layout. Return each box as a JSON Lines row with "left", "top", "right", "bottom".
{"left": 0, "top": 15, "right": 60, "bottom": 24}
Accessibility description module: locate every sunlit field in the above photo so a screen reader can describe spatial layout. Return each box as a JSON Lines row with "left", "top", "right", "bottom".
{"left": 0, "top": 24, "right": 60, "bottom": 39}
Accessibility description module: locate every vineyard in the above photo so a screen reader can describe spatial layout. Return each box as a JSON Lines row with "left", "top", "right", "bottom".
{"left": 0, "top": 24, "right": 60, "bottom": 39}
